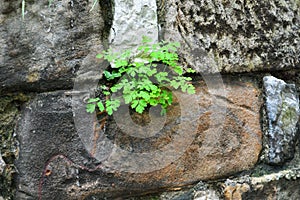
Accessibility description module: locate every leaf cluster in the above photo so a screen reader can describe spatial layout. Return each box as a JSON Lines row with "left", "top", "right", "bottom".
{"left": 87, "top": 36, "right": 196, "bottom": 115}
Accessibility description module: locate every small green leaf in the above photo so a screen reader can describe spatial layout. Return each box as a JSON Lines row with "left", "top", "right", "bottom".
{"left": 115, "top": 60, "right": 128, "bottom": 68}
{"left": 166, "top": 92, "right": 173, "bottom": 105}
{"left": 181, "top": 84, "right": 188, "bottom": 92}
{"left": 111, "top": 99, "right": 121, "bottom": 110}
{"left": 131, "top": 99, "right": 139, "bottom": 109}
{"left": 187, "top": 85, "right": 196, "bottom": 94}
{"left": 139, "top": 91, "right": 150, "bottom": 101}
{"left": 139, "top": 99, "right": 148, "bottom": 107}
{"left": 149, "top": 84, "right": 158, "bottom": 91}
{"left": 103, "top": 91, "right": 111, "bottom": 95}
{"left": 129, "top": 70, "right": 136, "bottom": 77}
{"left": 187, "top": 68, "right": 196, "bottom": 73}
{"left": 112, "top": 71, "right": 121, "bottom": 78}
{"left": 87, "top": 98, "right": 100, "bottom": 103}
{"left": 97, "top": 101, "right": 105, "bottom": 112}
{"left": 136, "top": 104, "right": 145, "bottom": 113}
{"left": 123, "top": 94, "right": 132, "bottom": 104}
{"left": 149, "top": 98, "right": 158, "bottom": 106}
{"left": 103, "top": 70, "right": 121, "bottom": 80}
{"left": 104, "top": 71, "right": 112, "bottom": 79}
{"left": 110, "top": 84, "right": 120, "bottom": 92}
{"left": 155, "top": 72, "right": 169, "bottom": 82}
{"left": 96, "top": 53, "right": 103, "bottom": 59}
{"left": 173, "top": 66, "right": 183, "bottom": 75}
{"left": 106, "top": 107, "right": 113, "bottom": 115}
{"left": 170, "top": 80, "right": 180, "bottom": 89}
{"left": 86, "top": 104, "right": 96, "bottom": 113}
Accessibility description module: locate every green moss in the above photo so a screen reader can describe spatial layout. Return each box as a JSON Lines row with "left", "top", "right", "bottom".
{"left": 0, "top": 93, "right": 30, "bottom": 199}
{"left": 281, "top": 102, "right": 298, "bottom": 127}
{"left": 251, "top": 164, "right": 281, "bottom": 178}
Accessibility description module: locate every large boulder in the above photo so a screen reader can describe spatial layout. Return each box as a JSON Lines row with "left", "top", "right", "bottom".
{"left": 15, "top": 77, "right": 262, "bottom": 199}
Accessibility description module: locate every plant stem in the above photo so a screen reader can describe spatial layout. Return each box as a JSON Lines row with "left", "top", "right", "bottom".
{"left": 22, "top": 0, "right": 25, "bottom": 20}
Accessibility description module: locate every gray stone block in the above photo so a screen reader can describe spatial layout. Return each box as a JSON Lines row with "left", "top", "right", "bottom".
{"left": 263, "top": 76, "right": 300, "bottom": 165}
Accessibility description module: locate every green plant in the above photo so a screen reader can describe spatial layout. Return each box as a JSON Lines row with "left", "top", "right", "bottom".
{"left": 86, "top": 36, "right": 196, "bottom": 115}
{"left": 22, "top": 0, "right": 25, "bottom": 20}
{"left": 89, "top": 0, "right": 98, "bottom": 12}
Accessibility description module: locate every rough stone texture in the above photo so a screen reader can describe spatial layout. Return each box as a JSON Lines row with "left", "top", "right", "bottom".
{"left": 14, "top": 91, "right": 92, "bottom": 199}
{"left": 155, "top": 181, "right": 220, "bottom": 200}
{"left": 244, "top": 169, "right": 300, "bottom": 200}
{"left": 15, "top": 77, "right": 262, "bottom": 199}
{"left": 216, "top": 167, "right": 300, "bottom": 200}
{"left": 161, "top": 0, "right": 300, "bottom": 73}
{"left": 223, "top": 181, "right": 251, "bottom": 200}
{"left": 109, "top": 0, "right": 158, "bottom": 51}
{"left": 262, "top": 76, "right": 300, "bottom": 165}
{"left": 1, "top": 0, "right": 298, "bottom": 199}
{"left": 129, "top": 167, "right": 300, "bottom": 200}
{"left": 0, "top": 154, "right": 5, "bottom": 176}
{"left": 235, "top": 168, "right": 300, "bottom": 200}
{"left": 0, "top": 0, "right": 108, "bottom": 93}
{"left": 0, "top": 94, "right": 29, "bottom": 199}
{"left": 244, "top": 179, "right": 300, "bottom": 200}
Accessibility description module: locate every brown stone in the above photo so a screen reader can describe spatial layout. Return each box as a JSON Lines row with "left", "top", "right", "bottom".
{"left": 68, "top": 78, "right": 262, "bottom": 198}
{"left": 15, "top": 78, "right": 262, "bottom": 199}
{"left": 224, "top": 183, "right": 250, "bottom": 200}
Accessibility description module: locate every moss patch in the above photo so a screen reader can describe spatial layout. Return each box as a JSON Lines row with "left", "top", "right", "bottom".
{"left": 0, "top": 93, "right": 30, "bottom": 199}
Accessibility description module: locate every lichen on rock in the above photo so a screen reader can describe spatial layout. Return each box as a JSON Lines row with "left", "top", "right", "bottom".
{"left": 161, "top": 0, "right": 300, "bottom": 73}
{"left": 0, "top": 93, "right": 29, "bottom": 199}
{"left": 262, "top": 76, "right": 300, "bottom": 165}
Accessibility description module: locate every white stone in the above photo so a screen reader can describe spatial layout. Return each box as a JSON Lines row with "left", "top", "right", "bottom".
{"left": 109, "top": 0, "right": 158, "bottom": 52}
{"left": 0, "top": 153, "right": 5, "bottom": 175}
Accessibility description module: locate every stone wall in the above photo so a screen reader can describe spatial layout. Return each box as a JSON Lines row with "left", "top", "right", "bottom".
{"left": 0, "top": 0, "right": 299, "bottom": 199}
{"left": 161, "top": 0, "right": 300, "bottom": 73}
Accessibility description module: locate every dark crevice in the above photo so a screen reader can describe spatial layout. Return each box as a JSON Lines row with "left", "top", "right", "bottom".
{"left": 99, "top": 0, "right": 114, "bottom": 47}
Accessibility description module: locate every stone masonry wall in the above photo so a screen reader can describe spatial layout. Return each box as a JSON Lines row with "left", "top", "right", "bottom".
{"left": 0, "top": 0, "right": 299, "bottom": 199}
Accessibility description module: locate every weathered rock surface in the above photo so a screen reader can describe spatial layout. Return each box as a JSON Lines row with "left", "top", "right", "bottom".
{"left": 157, "top": 181, "right": 220, "bottom": 200}
{"left": 15, "top": 78, "right": 262, "bottom": 199}
{"left": 0, "top": 154, "right": 5, "bottom": 176}
{"left": 1, "top": 0, "right": 299, "bottom": 199}
{"left": 14, "top": 91, "right": 92, "bottom": 199}
{"left": 109, "top": 0, "right": 158, "bottom": 51}
{"left": 0, "top": 0, "right": 108, "bottom": 93}
{"left": 162, "top": 0, "right": 300, "bottom": 73}
{"left": 262, "top": 76, "right": 300, "bottom": 165}
{"left": 130, "top": 167, "right": 300, "bottom": 199}
{"left": 228, "top": 168, "right": 300, "bottom": 200}
{"left": 0, "top": 154, "right": 7, "bottom": 200}
{"left": 244, "top": 178, "right": 300, "bottom": 200}
{"left": 0, "top": 94, "right": 28, "bottom": 199}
